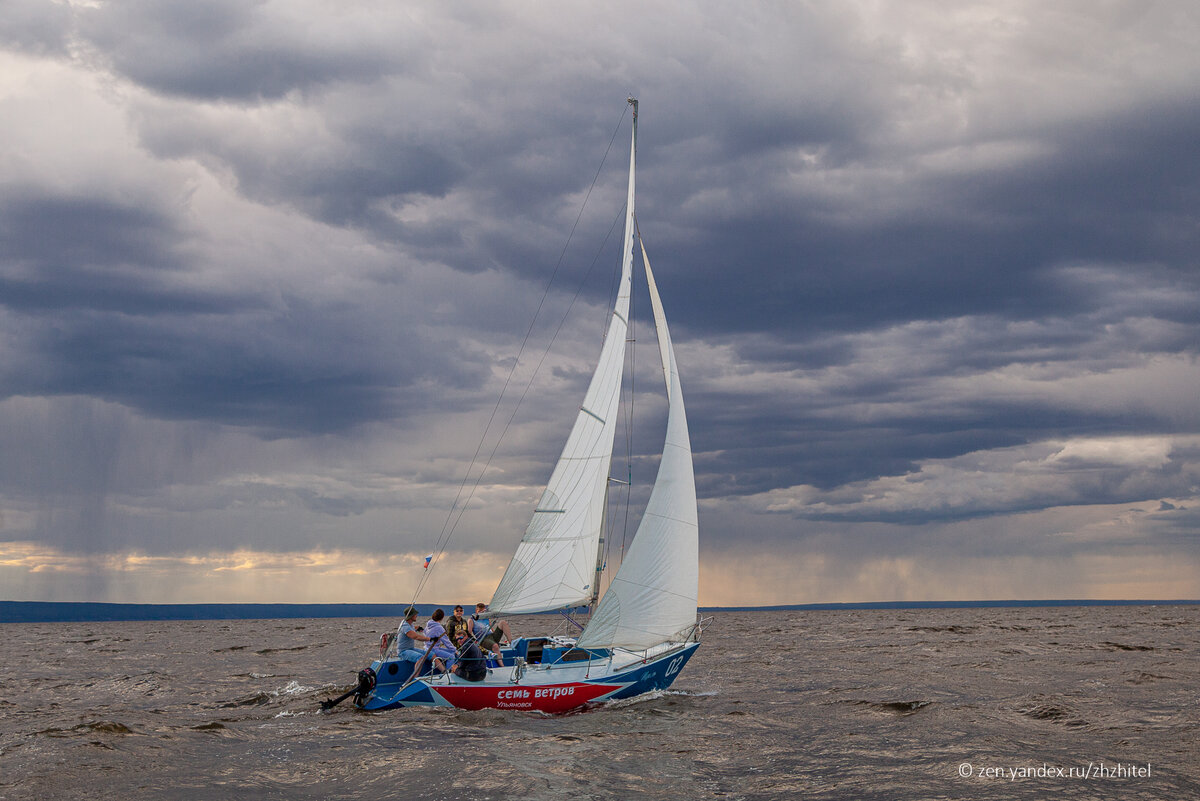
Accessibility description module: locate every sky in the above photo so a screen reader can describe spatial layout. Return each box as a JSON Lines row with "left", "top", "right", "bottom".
{"left": 1, "top": 0, "right": 1198, "bottom": 606}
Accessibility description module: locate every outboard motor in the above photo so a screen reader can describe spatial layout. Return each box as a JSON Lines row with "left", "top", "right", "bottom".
{"left": 321, "top": 665, "right": 376, "bottom": 711}
{"left": 352, "top": 666, "right": 377, "bottom": 708}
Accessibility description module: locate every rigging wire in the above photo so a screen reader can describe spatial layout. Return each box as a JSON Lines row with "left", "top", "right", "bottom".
{"left": 407, "top": 105, "right": 632, "bottom": 606}
{"left": 439, "top": 200, "right": 628, "bottom": 592}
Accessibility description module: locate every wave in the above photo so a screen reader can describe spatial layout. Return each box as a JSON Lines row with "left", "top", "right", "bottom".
{"left": 906, "top": 626, "right": 975, "bottom": 633}
{"left": 221, "top": 692, "right": 273, "bottom": 708}
{"left": 1126, "top": 671, "right": 1172, "bottom": 684}
{"left": 190, "top": 722, "right": 226, "bottom": 731}
{"left": 1098, "top": 641, "right": 1154, "bottom": 651}
{"left": 254, "top": 646, "right": 308, "bottom": 655}
{"left": 36, "top": 721, "right": 135, "bottom": 738}
{"left": 274, "top": 680, "right": 316, "bottom": 696}
{"left": 1017, "top": 700, "right": 1088, "bottom": 728}
{"left": 838, "top": 699, "right": 934, "bottom": 715}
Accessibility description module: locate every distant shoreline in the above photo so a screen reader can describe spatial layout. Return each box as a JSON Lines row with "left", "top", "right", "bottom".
{"left": 2, "top": 598, "right": 1197, "bottom": 624}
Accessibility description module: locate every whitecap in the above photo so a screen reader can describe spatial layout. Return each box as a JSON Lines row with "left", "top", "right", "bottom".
{"left": 604, "top": 687, "right": 711, "bottom": 709}
{"left": 274, "top": 680, "right": 314, "bottom": 696}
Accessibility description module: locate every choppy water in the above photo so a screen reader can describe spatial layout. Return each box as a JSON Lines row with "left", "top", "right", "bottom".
{"left": 1, "top": 606, "right": 1197, "bottom": 800}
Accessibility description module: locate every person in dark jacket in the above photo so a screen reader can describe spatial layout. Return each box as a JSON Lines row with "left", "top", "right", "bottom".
{"left": 451, "top": 630, "right": 488, "bottom": 682}
{"left": 445, "top": 605, "right": 468, "bottom": 643}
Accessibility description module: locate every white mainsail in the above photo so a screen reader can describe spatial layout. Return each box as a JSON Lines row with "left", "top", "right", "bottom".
{"left": 577, "top": 240, "right": 699, "bottom": 650}
{"left": 489, "top": 103, "right": 639, "bottom": 615}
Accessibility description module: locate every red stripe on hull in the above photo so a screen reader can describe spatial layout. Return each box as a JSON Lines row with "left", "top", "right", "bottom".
{"left": 432, "top": 681, "right": 621, "bottom": 712}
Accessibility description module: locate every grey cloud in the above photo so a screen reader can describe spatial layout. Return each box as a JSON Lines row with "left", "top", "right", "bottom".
{"left": 656, "top": 96, "right": 1200, "bottom": 343}
{"left": 0, "top": 0, "right": 71, "bottom": 56}
{"left": 7, "top": 295, "right": 494, "bottom": 435}
{"left": 0, "top": 186, "right": 502, "bottom": 434}
{"left": 685, "top": 254, "right": 1198, "bottom": 498}
{"left": 75, "top": 0, "right": 401, "bottom": 101}
{"left": 2, "top": 0, "right": 1199, "bottom": 598}
{"left": 1145, "top": 503, "right": 1200, "bottom": 546}
{"left": 735, "top": 435, "right": 1200, "bottom": 526}
{"left": 0, "top": 191, "right": 227, "bottom": 315}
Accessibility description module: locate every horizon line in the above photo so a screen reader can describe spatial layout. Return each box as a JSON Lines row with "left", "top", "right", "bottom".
{"left": 2, "top": 598, "right": 1197, "bottom": 624}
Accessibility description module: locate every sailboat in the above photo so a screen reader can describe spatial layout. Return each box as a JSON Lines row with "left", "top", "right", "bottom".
{"left": 356, "top": 99, "right": 701, "bottom": 713}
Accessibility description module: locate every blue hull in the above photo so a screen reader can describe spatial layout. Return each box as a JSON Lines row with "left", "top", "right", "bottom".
{"left": 360, "top": 641, "right": 699, "bottom": 713}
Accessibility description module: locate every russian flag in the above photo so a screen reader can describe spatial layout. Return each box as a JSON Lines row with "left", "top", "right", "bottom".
{"left": 423, "top": 554, "right": 433, "bottom": 569}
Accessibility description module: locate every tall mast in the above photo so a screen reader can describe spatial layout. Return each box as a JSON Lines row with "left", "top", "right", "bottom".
{"left": 620, "top": 97, "right": 638, "bottom": 294}
{"left": 588, "top": 97, "right": 638, "bottom": 613}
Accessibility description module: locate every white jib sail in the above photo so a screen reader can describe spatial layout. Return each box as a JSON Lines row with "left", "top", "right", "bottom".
{"left": 489, "top": 105, "right": 639, "bottom": 615}
{"left": 577, "top": 240, "right": 699, "bottom": 650}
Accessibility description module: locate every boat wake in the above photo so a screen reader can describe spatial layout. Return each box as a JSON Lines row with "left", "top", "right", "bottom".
{"left": 603, "top": 687, "right": 715, "bottom": 710}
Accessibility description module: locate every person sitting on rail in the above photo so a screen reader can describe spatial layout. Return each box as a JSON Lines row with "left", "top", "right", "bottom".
{"left": 468, "top": 602, "right": 513, "bottom": 666}
{"left": 423, "top": 608, "right": 455, "bottom": 673}
{"left": 397, "top": 607, "right": 441, "bottom": 678}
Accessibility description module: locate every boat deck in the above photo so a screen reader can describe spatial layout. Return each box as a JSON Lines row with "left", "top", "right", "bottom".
{"left": 362, "top": 637, "right": 699, "bottom": 712}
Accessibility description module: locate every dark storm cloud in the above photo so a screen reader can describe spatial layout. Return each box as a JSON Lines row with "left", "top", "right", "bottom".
{"left": 1146, "top": 502, "right": 1200, "bottom": 546}
{"left": 127, "top": 86, "right": 637, "bottom": 281}
{"left": 67, "top": 1, "right": 635, "bottom": 275}
{"left": 75, "top": 0, "right": 400, "bottom": 101}
{"left": 1, "top": 0, "right": 1198, "bottom": 567}
{"left": 0, "top": 184, "right": 495, "bottom": 435}
{"left": 5, "top": 294, "right": 493, "bottom": 436}
{"left": 0, "top": 190, "right": 225, "bottom": 314}
{"left": 654, "top": 95, "right": 1200, "bottom": 342}
{"left": 664, "top": 87, "right": 1200, "bottom": 500}
{"left": 692, "top": 393, "right": 1141, "bottom": 498}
